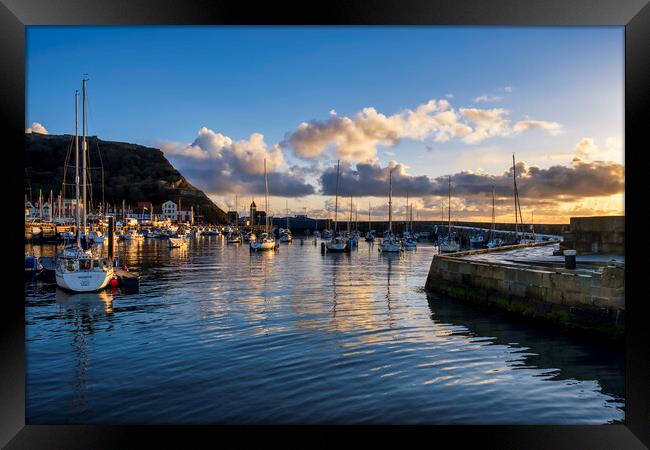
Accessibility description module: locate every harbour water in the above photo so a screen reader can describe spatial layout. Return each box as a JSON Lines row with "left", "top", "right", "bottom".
{"left": 25, "top": 237, "right": 624, "bottom": 424}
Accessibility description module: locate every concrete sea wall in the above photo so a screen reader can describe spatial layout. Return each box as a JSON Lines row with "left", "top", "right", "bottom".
{"left": 559, "top": 216, "right": 624, "bottom": 255}
{"left": 425, "top": 245, "right": 625, "bottom": 340}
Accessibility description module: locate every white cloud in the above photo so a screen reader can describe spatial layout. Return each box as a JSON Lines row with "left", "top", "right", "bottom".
{"left": 25, "top": 122, "right": 48, "bottom": 134}
{"left": 575, "top": 137, "right": 597, "bottom": 158}
{"left": 474, "top": 95, "right": 504, "bottom": 103}
{"left": 512, "top": 119, "right": 563, "bottom": 135}
{"left": 503, "top": 86, "right": 513, "bottom": 93}
{"left": 459, "top": 108, "right": 511, "bottom": 144}
{"left": 282, "top": 98, "right": 563, "bottom": 162}
{"left": 157, "top": 127, "right": 314, "bottom": 197}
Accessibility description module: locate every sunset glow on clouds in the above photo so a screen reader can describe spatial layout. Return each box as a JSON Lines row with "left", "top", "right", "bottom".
{"left": 27, "top": 27, "right": 624, "bottom": 223}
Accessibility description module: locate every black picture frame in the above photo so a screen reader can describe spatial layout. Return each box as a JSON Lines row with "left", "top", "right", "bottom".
{"left": 2, "top": 0, "right": 648, "bottom": 447}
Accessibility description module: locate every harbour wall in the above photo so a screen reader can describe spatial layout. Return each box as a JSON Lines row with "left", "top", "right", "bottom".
{"left": 424, "top": 243, "right": 625, "bottom": 340}
{"left": 559, "top": 216, "right": 624, "bottom": 256}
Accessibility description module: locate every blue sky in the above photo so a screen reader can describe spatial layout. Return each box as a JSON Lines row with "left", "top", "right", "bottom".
{"left": 26, "top": 26, "right": 624, "bottom": 222}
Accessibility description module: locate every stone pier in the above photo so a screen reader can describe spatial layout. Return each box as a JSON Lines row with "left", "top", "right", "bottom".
{"left": 425, "top": 241, "right": 625, "bottom": 340}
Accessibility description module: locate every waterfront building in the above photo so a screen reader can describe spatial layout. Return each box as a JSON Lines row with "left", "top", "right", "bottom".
{"left": 249, "top": 200, "right": 257, "bottom": 226}
{"left": 161, "top": 200, "right": 178, "bottom": 220}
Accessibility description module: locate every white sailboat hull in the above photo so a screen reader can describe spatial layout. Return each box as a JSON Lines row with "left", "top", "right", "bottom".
{"left": 380, "top": 242, "right": 402, "bottom": 252}
{"left": 439, "top": 241, "right": 460, "bottom": 253}
{"left": 56, "top": 268, "right": 113, "bottom": 292}
{"left": 404, "top": 240, "right": 417, "bottom": 250}
{"left": 168, "top": 237, "right": 187, "bottom": 248}
{"left": 326, "top": 242, "right": 347, "bottom": 252}
{"left": 250, "top": 240, "right": 276, "bottom": 251}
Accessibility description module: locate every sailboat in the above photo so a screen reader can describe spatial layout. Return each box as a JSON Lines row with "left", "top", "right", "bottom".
{"left": 438, "top": 176, "right": 460, "bottom": 253}
{"left": 486, "top": 185, "right": 503, "bottom": 248}
{"left": 380, "top": 169, "right": 402, "bottom": 253}
{"left": 55, "top": 80, "right": 114, "bottom": 292}
{"left": 365, "top": 202, "right": 375, "bottom": 242}
{"left": 403, "top": 193, "right": 417, "bottom": 250}
{"left": 250, "top": 159, "right": 277, "bottom": 251}
{"left": 279, "top": 200, "right": 293, "bottom": 243}
{"left": 503, "top": 154, "right": 524, "bottom": 246}
{"left": 326, "top": 160, "right": 348, "bottom": 252}
{"left": 347, "top": 196, "right": 358, "bottom": 248}
{"left": 403, "top": 204, "right": 417, "bottom": 251}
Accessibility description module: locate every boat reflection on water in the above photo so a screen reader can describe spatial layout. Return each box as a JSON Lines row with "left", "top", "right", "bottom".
{"left": 54, "top": 288, "right": 115, "bottom": 419}
{"left": 56, "top": 287, "right": 115, "bottom": 316}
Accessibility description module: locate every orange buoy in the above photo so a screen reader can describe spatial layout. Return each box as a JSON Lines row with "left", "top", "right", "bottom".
{"left": 109, "top": 277, "right": 119, "bottom": 288}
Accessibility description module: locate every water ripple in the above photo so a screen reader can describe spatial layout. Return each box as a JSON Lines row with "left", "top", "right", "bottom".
{"left": 25, "top": 239, "right": 624, "bottom": 424}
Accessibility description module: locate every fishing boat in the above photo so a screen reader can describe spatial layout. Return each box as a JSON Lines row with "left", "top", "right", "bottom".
{"left": 438, "top": 176, "right": 460, "bottom": 253}
{"left": 55, "top": 80, "right": 114, "bottom": 292}
{"left": 325, "top": 161, "right": 349, "bottom": 253}
{"left": 380, "top": 169, "right": 403, "bottom": 253}
{"left": 322, "top": 229, "right": 333, "bottom": 240}
{"left": 250, "top": 159, "right": 277, "bottom": 252}
{"left": 313, "top": 230, "right": 321, "bottom": 238}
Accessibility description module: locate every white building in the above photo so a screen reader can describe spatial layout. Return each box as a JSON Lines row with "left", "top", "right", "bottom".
{"left": 161, "top": 201, "right": 178, "bottom": 220}
{"left": 161, "top": 200, "right": 193, "bottom": 223}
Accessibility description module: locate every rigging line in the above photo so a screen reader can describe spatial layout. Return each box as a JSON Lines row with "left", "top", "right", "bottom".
{"left": 62, "top": 134, "right": 75, "bottom": 201}
{"left": 94, "top": 139, "right": 105, "bottom": 210}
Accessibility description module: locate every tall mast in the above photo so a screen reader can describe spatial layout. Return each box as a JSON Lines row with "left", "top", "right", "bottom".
{"left": 512, "top": 154, "right": 519, "bottom": 239}
{"left": 355, "top": 204, "right": 358, "bottom": 231}
{"left": 491, "top": 185, "right": 496, "bottom": 240}
{"left": 388, "top": 168, "right": 393, "bottom": 233}
{"left": 74, "top": 90, "right": 81, "bottom": 247}
{"left": 406, "top": 192, "right": 409, "bottom": 233}
{"left": 448, "top": 176, "right": 451, "bottom": 236}
{"left": 286, "top": 199, "right": 289, "bottom": 229}
{"left": 49, "top": 189, "right": 53, "bottom": 222}
{"left": 264, "top": 158, "right": 269, "bottom": 233}
{"left": 334, "top": 160, "right": 340, "bottom": 232}
{"left": 82, "top": 77, "right": 88, "bottom": 239}
{"left": 531, "top": 211, "right": 535, "bottom": 238}
{"left": 368, "top": 202, "right": 371, "bottom": 231}
{"left": 348, "top": 196, "right": 352, "bottom": 233}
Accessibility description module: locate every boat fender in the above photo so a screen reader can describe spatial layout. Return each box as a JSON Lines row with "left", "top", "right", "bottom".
{"left": 109, "top": 277, "right": 119, "bottom": 288}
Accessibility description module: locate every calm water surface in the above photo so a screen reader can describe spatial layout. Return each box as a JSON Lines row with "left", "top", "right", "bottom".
{"left": 25, "top": 237, "right": 624, "bottom": 424}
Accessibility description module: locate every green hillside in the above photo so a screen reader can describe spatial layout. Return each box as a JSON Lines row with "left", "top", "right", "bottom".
{"left": 25, "top": 133, "right": 227, "bottom": 224}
